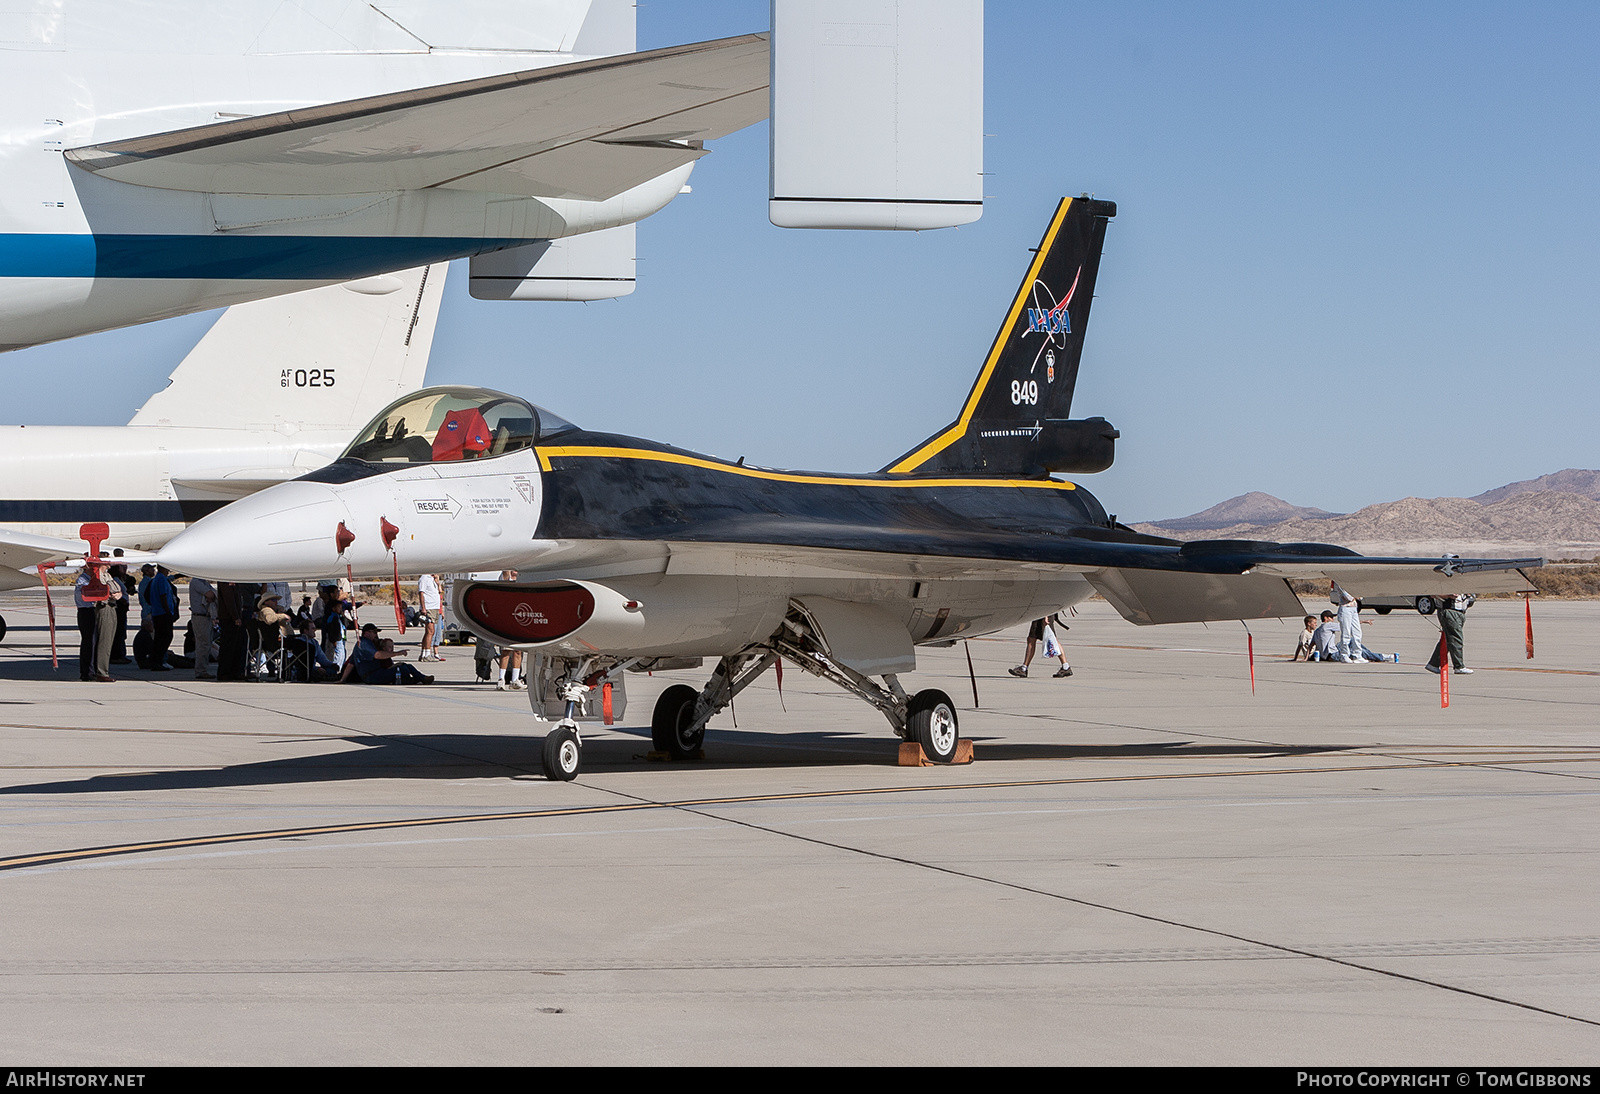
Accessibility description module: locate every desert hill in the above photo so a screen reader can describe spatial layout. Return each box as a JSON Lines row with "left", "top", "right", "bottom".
{"left": 1134, "top": 473, "right": 1600, "bottom": 558}
{"left": 1145, "top": 491, "right": 1340, "bottom": 532}
{"left": 1470, "top": 469, "right": 1600, "bottom": 505}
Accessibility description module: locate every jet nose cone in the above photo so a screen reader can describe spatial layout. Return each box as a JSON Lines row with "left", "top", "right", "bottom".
{"left": 159, "top": 482, "right": 352, "bottom": 581}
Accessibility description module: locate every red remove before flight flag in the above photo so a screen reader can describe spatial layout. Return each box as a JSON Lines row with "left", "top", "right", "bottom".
{"left": 36, "top": 563, "right": 58, "bottom": 669}
{"left": 1247, "top": 632, "right": 1255, "bottom": 694}
{"left": 389, "top": 555, "right": 407, "bottom": 634}
{"left": 1439, "top": 630, "right": 1449, "bottom": 709}
{"left": 380, "top": 517, "right": 406, "bottom": 634}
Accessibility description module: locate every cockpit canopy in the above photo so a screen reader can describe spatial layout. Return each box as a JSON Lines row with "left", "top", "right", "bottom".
{"left": 341, "top": 387, "right": 578, "bottom": 466}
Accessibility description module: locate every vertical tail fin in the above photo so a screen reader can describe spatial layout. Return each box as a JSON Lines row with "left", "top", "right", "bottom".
{"left": 884, "top": 197, "right": 1118, "bottom": 476}
{"left": 129, "top": 264, "right": 446, "bottom": 432}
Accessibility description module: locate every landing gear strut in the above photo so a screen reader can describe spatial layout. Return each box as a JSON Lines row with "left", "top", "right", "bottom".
{"left": 540, "top": 674, "right": 594, "bottom": 781}
{"left": 654, "top": 601, "right": 962, "bottom": 764}
{"left": 652, "top": 651, "right": 777, "bottom": 760}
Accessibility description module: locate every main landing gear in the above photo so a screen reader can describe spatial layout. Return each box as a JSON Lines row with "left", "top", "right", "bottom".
{"left": 640, "top": 602, "right": 962, "bottom": 771}
{"left": 537, "top": 601, "right": 962, "bottom": 781}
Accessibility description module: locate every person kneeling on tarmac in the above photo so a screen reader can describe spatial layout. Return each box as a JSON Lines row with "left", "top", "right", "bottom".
{"left": 337, "top": 623, "right": 433, "bottom": 685}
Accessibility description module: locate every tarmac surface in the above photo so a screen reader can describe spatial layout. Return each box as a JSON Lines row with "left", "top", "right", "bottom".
{"left": 0, "top": 588, "right": 1597, "bottom": 1065}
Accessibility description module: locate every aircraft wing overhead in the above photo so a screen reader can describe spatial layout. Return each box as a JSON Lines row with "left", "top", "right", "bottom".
{"left": 65, "top": 34, "right": 770, "bottom": 201}
{"left": 0, "top": 529, "right": 156, "bottom": 591}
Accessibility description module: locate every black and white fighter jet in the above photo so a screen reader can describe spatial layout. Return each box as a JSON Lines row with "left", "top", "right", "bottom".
{"left": 159, "top": 197, "right": 1541, "bottom": 780}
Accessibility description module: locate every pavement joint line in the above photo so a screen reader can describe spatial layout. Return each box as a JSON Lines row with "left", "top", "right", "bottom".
{"left": 4, "top": 754, "right": 1596, "bottom": 872}
{"left": 1362, "top": 749, "right": 1600, "bottom": 783}
{"left": 666, "top": 803, "right": 1600, "bottom": 1031}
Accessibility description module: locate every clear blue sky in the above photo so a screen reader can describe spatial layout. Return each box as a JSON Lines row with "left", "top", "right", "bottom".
{"left": 11, "top": 2, "right": 1599, "bottom": 521}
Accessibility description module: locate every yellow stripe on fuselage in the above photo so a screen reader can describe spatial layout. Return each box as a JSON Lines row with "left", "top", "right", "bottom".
{"left": 535, "top": 445, "right": 1077, "bottom": 491}
{"left": 886, "top": 196, "right": 1075, "bottom": 474}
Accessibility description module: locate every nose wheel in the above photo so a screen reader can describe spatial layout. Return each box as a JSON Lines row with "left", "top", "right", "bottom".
{"left": 540, "top": 678, "right": 594, "bottom": 781}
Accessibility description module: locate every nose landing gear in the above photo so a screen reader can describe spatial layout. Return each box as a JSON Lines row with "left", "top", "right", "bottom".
{"left": 540, "top": 678, "right": 593, "bottom": 781}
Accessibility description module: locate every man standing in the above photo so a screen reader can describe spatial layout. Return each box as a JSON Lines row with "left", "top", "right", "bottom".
{"left": 1426, "top": 593, "right": 1476, "bottom": 675}
{"left": 109, "top": 556, "right": 134, "bottom": 665}
{"left": 135, "top": 563, "right": 156, "bottom": 666}
{"left": 417, "top": 572, "right": 443, "bottom": 662}
{"left": 216, "top": 582, "right": 246, "bottom": 681}
{"left": 1331, "top": 580, "right": 1362, "bottom": 664}
{"left": 145, "top": 565, "right": 181, "bottom": 671}
{"left": 189, "top": 576, "right": 217, "bottom": 680}
{"left": 74, "top": 564, "right": 122, "bottom": 682}
{"left": 494, "top": 570, "right": 525, "bottom": 690}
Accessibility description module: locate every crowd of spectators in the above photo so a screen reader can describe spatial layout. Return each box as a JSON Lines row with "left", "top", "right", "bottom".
{"left": 74, "top": 572, "right": 441, "bottom": 686}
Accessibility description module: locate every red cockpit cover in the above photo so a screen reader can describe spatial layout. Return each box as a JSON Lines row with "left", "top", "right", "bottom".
{"left": 431, "top": 408, "right": 492, "bottom": 461}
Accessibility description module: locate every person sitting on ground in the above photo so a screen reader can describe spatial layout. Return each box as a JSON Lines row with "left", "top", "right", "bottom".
{"left": 1291, "top": 615, "right": 1318, "bottom": 661}
{"left": 338, "top": 623, "right": 433, "bottom": 685}
{"left": 1310, "top": 611, "right": 1341, "bottom": 661}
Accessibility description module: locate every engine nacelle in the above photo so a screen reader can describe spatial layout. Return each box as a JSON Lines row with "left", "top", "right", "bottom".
{"left": 453, "top": 578, "right": 646, "bottom": 653}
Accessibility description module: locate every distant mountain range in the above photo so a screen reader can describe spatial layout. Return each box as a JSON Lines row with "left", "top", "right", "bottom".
{"left": 1135, "top": 470, "right": 1600, "bottom": 557}
{"left": 1469, "top": 468, "right": 1600, "bottom": 505}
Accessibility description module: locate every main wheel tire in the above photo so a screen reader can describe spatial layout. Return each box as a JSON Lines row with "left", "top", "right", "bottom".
{"left": 541, "top": 725, "right": 581, "bottom": 781}
{"left": 1415, "top": 596, "right": 1436, "bottom": 616}
{"left": 907, "top": 688, "right": 959, "bottom": 764}
{"left": 0, "top": 614, "right": 7, "bottom": 643}
{"left": 651, "top": 684, "right": 704, "bottom": 760}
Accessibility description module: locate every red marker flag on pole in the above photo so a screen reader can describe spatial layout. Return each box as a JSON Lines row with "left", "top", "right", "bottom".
{"left": 1525, "top": 595, "right": 1534, "bottom": 660}
{"left": 36, "top": 563, "right": 58, "bottom": 669}
{"left": 1247, "top": 632, "right": 1256, "bottom": 694}
{"left": 1439, "top": 630, "right": 1450, "bottom": 709}
{"left": 390, "top": 554, "right": 407, "bottom": 635}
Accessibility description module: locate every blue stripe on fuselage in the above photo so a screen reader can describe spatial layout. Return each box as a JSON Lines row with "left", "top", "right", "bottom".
{"left": 0, "top": 234, "right": 534, "bottom": 280}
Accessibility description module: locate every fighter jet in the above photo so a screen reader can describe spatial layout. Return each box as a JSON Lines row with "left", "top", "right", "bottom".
{"left": 158, "top": 197, "right": 1542, "bottom": 781}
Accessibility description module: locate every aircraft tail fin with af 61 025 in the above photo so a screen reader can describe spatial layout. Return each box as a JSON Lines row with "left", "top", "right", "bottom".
{"left": 127, "top": 264, "right": 446, "bottom": 434}
{"left": 885, "top": 196, "right": 1119, "bottom": 477}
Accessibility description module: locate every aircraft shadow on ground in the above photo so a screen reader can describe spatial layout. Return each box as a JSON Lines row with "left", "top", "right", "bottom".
{"left": 0, "top": 729, "right": 1356, "bottom": 796}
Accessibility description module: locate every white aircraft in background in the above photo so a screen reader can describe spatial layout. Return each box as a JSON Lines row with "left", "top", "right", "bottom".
{"left": 0, "top": 0, "right": 767, "bottom": 349}
{"left": 0, "top": 262, "right": 446, "bottom": 636}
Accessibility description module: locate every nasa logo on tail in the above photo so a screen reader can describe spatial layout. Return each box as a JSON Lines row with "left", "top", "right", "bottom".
{"left": 1021, "top": 266, "right": 1082, "bottom": 374}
